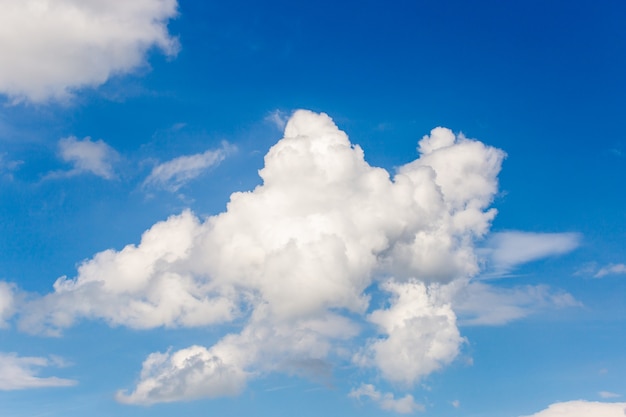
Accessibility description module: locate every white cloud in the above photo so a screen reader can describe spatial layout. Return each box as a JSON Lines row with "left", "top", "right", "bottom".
{"left": 21, "top": 110, "right": 507, "bottom": 403}
{"left": 116, "top": 345, "right": 248, "bottom": 404}
{"left": 519, "top": 400, "right": 626, "bottom": 417}
{"left": 595, "top": 263, "right": 626, "bottom": 278}
{"left": 143, "top": 142, "right": 234, "bottom": 191}
{"left": 0, "top": 282, "right": 16, "bottom": 328}
{"left": 481, "top": 231, "right": 581, "bottom": 277}
{"left": 0, "top": 352, "right": 76, "bottom": 390}
{"left": 118, "top": 304, "right": 360, "bottom": 404}
{"left": 349, "top": 384, "right": 423, "bottom": 414}
{"left": 0, "top": 0, "right": 179, "bottom": 103}
{"left": 600, "top": 392, "right": 621, "bottom": 399}
{"left": 452, "top": 281, "right": 581, "bottom": 326}
{"left": 354, "top": 280, "right": 463, "bottom": 386}
{"left": 19, "top": 210, "right": 239, "bottom": 335}
{"left": 46, "top": 136, "right": 119, "bottom": 179}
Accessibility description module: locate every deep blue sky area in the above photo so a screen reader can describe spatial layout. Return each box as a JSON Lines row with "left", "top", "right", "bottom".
{"left": 0, "top": 1, "right": 625, "bottom": 416}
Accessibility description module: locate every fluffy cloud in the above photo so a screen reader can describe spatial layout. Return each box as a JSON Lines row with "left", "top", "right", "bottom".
{"left": 117, "top": 305, "right": 359, "bottom": 404}
{"left": 520, "top": 400, "right": 626, "bottom": 417}
{"left": 19, "top": 211, "right": 238, "bottom": 335}
{"left": 349, "top": 383, "right": 423, "bottom": 414}
{"left": 482, "top": 231, "right": 581, "bottom": 277}
{"left": 45, "top": 136, "right": 119, "bottom": 179}
{"left": 0, "top": 353, "right": 76, "bottom": 390}
{"left": 354, "top": 280, "right": 463, "bottom": 386}
{"left": 22, "top": 110, "right": 509, "bottom": 404}
{"left": 116, "top": 345, "right": 248, "bottom": 404}
{"left": 0, "top": 0, "right": 179, "bottom": 103}
{"left": 143, "top": 142, "right": 235, "bottom": 191}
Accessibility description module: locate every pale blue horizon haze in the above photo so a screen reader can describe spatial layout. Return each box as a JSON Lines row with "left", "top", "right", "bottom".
{"left": 0, "top": 1, "right": 625, "bottom": 417}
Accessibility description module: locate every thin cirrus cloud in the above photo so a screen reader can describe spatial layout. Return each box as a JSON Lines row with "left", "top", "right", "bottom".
{"left": 265, "top": 109, "right": 290, "bottom": 131}
{"left": 481, "top": 231, "right": 581, "bottom": 277}
{"left": 143, "top": 142, "right": 235, "bottom": 192}
{"left": 0, "top": 153, "right": 23, "bottom": 181}
{"left": 0, "top": 0, "right": 179, "bottom": 103}
{"left": 452, "top": 281, "right": 581, "bottom": 326}
{"left": 46, "top": 136, "right": 120, "bottom": 180}
{"left": 14, "top": 111, "right": 578, "bottom": 409}
{"left": 599, "top": 391, "right": 621, "bottom": 399}
{"left": 0, "top": 353, "right": 76, "bottom": 391}
{"left": 594, "top": 263, "right": 626, "bottom": 278}
{"left": 519, "top": 400, "right": 626, "bottom": 417}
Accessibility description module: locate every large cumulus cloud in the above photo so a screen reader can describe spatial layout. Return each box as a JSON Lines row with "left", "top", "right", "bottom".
{"left": 0, "top": 0, "right": 179, "bottom": 102}
{"left": 21, "top": 110, "right": 514, "bottom": 407}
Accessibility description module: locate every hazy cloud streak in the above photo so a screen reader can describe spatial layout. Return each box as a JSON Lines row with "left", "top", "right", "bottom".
{"left": 143, "top": 142, "right": 234, "bottom": 191}
{"left": 0, "top": 353, "right": 76, "bottom": 390}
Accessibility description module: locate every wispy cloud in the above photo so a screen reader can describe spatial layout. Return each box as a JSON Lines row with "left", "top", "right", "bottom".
{"left": 0, "top": 153, "right": 23, "bottom": 180}
{"left": 599, "top": 391, "right": 621, "bottom": 399}
{"left": 46, "top": 136, "right": 119, "bottom": 180}
{"left": 143, "top": 142, "right": 235, "bottom": 192}
{"left": 594, "top": 263, "right": 626, "bottom": 278}
{"left": 349, "top": 384, "right": 423, "bottom": 414}
{"left": 453, "top": 282, "right": 581, "bottom": 326}
{"left": 481, "top": 231, "right": 581, "bottom": 277}
{"left": 0, "top": 353, "right": 76, "bottom": 390}
{"left": 265, "top": 109, "right": 289, "bottom": 131}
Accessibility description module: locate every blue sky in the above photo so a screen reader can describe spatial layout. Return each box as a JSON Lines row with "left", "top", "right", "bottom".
{"left": 0, "top": 1, "right": 625, "bottom": 416}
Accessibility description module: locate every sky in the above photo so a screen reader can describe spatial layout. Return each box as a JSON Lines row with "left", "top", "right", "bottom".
{"left": 0, "top": 0, "right": 625, "bottom": 416}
